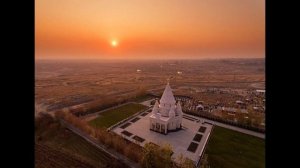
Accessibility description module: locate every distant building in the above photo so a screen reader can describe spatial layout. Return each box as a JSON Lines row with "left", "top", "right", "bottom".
{"left": 256, "top": 89, "right": 265, "bottom": 96}
{"left": 149, "top": 83, "right": 183, "bottom": 134}
{"left": 236, "top": 100, "right": 245, "bottom": 105}
{"left": 196, "top": 104, "right": 204, "bottom": 111}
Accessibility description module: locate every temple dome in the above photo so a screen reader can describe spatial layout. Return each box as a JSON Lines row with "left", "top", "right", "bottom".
{"left": 160, "top": 83, "right": 176, "bottom": 105}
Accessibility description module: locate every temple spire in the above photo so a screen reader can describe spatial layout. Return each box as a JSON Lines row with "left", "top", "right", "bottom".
{"left": 176, "top": 101, "right": 182, "bottom": 116}
{"left": 152, "top": 100, "right": 160, "bottom": 118}
{"left": 160, "top": 83, "right": 176, "bottom": 105}
{"left": 167, "top": 78, "right": 170, "bottom": 85}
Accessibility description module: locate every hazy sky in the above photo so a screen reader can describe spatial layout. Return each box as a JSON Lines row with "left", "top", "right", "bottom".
{"left": 35, "top": 0, "right": 265, "bottom": 60}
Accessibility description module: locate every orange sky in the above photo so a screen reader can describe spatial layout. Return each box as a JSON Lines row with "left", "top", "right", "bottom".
{"left": 35, "top": 0, "right": 265, "bottom": 60}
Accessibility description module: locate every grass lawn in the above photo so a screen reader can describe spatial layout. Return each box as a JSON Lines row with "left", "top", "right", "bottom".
{"left": 89, "top": 103, "right": 147, "bottom": 128}
{"left": 204, "top": 126, "right": 265, "bottom": 168}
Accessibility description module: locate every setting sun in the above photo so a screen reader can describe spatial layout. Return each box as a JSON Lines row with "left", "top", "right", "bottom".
{"left": 111, "top": 40, "right": 118, "bottom": 47}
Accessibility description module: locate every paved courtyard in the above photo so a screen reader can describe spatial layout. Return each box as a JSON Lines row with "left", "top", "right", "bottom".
{"left": 112, "top": 110, "right": 213, "bottom": 165}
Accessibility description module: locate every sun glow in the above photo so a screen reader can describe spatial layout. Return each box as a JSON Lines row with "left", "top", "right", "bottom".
{"left": 111, "top": 40, "right": 118, "bottom": 47}
{"left": 36, "top": 1, "right": 265, "bottom": 59}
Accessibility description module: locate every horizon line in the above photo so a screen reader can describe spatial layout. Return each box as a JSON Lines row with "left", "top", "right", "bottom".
{"left": 35, "top": 56, "right": 265, "bottom": 61}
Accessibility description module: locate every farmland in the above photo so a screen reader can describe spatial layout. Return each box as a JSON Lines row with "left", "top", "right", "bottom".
{"left": 35, "top": 114, "right": 127, "bottom": 168}
{"left": 35, "top": 143, "right": 96, "bottom": 168}
{"left": 35, "top": 58, "right": 264, "bottom": 116}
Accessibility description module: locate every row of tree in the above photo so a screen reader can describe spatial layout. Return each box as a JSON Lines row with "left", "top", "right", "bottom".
{"left": 69, "top": 88, "right": 148, "bottom": 117}
{"left": 184, "top": 110, "right": 265, "bottom": 133}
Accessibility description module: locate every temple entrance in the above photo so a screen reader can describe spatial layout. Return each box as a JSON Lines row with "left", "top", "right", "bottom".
{"left": 161, "top": 125, "right": 165, "bottom": 133}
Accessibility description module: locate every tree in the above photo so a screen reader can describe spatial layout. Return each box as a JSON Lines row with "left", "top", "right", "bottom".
{"left": 159, "top": 144, "right": 173, "bottom": 168}
{"left": 199, "top": 154, "right": 209, "bottom": 168}
{"left": 141, "top": 143, "right": 173, "bottom": 168}
{"left": 177, "top": 154, "right": 185, "bottom": 166}
{"left": 182, "top": 159, "right": 196, "bottom": 168}
{"left": 177, "top": 154, "right": 196, "bottom": 168}
{"left": 141, "top": 143, "right": 158, "bottom": 168}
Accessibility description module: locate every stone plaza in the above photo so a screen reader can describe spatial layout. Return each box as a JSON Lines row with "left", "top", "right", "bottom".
{"left": 112, "top": 108, "right": 213, "bottom": 165}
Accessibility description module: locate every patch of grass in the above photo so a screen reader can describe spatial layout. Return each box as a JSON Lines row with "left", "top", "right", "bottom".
{"left": 193, "top": 134, "right": 203, "bottom": 142}
{"left": 198, "top": 126, "right": 207, "bottom": 133}
{"left": 130, "top": 117, "right": 140, "bottom": 123}
{"left": 204, "top": 126, "right": 265, "bottom": 168}
{"left": 132, "top": 135, "right": 145, "bottom": 143}
{"left": 89, "top": 103, "right": 147, "bottom": 128}
{"left": 141, "top": 112, "right": 149, "bottom": 116}
{"left": 120, "top": 122, "right": 131, "bottom": 129}
{"left": 121, "top": 130, "right": 133, "bottom": 137}
{"left": 187, "top": 142, "right": 199, "bottom": 153}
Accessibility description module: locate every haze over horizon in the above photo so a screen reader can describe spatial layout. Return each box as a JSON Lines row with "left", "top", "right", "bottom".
{"left": 35, "top": 0, "right": 265, "bottom": 60}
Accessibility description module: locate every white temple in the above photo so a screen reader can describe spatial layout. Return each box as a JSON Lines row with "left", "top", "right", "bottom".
{"left": 149, "top": 83, "right": 183, "bottom": 134}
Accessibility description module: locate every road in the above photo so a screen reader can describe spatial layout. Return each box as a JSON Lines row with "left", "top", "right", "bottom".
{"left": 184, "top": 113, "right": 265, "bottom": 139}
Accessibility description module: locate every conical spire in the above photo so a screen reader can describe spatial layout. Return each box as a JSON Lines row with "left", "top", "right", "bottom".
{"left": 176, "top": 101, "right": 182, "bottom": 116}
{"left": 153, "top": 100, "right": 159, "bottom": 111}
{"left": 160, "top": 83, "right": 176, "bottom": 105}
{"left": 169, "top": 105, "right": 175, "bottom": 117}
{"left": 152, "top": 100, "right": 160, "bottom": 117}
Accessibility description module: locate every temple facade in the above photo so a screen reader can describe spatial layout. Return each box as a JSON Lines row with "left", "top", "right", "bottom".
{"left": 149, "top": 83, "right": 182, "bottom": 134}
